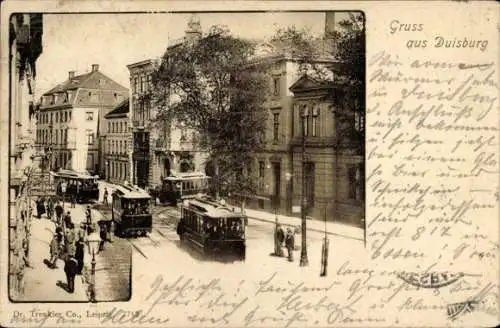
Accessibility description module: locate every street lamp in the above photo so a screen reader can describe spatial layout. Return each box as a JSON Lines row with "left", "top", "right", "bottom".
{"left": 300, "top": 106, "right": 309, "bottom": 267}
{"left": 87, "top": 232, "right": 100, "bottom": 303}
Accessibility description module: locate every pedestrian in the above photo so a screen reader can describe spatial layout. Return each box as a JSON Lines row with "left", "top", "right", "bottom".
{"left": 36, "top": 197, "right": 45, "bottom": 219}
{"left": 64, "top": 254, "right": 78, "bottom": 293}
{"left": 66, "top": 223, "right": 76, "bottom": 252}
{"left": 49, "top": 233, "right": 60, "bottom": 269}
{"left": 63, "top": 211, "right": 72, "bottom": 230}
{"left": 85, "top": 206, "right": 92, "bottom": 227}
{"left": 71, "top": 194, "right": 76, "bottom": 208}
{"left": 103, "top": 187, "right": 109, "bottom": 206}
{"left": 75, "top": 236, "right": 85, "bottom": 275}
{"left": 86, "top": 227, "right": 101, "bottom": 255}
{"left": 46, "top": 197, "right": 54, "bottom": 222}
{"left": 285, "top": 228, "right": 295, "bottom": 262}
{"left": 98, "top": 223, "right": 107, "bottom": 252}
{"left": 275, "top": 224, "right": 285, "bottom": 257}
{"left": 55, "top": 201, "right": 63, "bottom": 226}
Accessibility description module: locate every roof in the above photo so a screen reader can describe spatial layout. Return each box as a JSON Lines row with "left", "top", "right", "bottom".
{"left": 113, "top": 185, "right": 151, "bottom": 199}
{"left": 186, "top": 198, "right": 244, "bottom": 219}
{"left": 289, "top": 74, "right": 335, "bottom": 93}
{"left": 105, "top": 98, "right": 129, "bottom": 118}
{"left": 52, "top": 169, "right": 97, "bottom": 180}
{"left": 165, "top": 172, "right": 210, "bottom": 180}
{"left": 43, "top": 70, "right": 128, "bottom": 96}
{"left": 126, "top": 59, "right": 154, "bottom": 70}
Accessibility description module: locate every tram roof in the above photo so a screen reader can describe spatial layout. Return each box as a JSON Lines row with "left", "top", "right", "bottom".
{"left": 52, "top": 170, "right": 97, "bottom": 180}
{"left": 186, "top": 198, "right": 244, "bottom": 218}
{"left": 164, "top": 172, "right": 210, "bottom": 180}
{"left": 113, "top": 185, "right": 151, "bottom": 199}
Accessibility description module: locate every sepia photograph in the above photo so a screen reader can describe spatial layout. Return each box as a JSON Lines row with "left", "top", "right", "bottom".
{"left": 8, "top": 10, "right": 365, "bottom": 302}
{"left": 3, "top": 2, "right": 496, "bottom": 327}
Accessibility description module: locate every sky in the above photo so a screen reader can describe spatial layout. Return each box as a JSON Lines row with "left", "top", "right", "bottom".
{"left": 35, "top": 12, "right": 350, "bottom": 96}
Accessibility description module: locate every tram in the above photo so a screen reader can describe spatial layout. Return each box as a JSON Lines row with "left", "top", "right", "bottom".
{"left": 112, "top": 184, "right": 153, "bottom": 237}
{"left": 52, "top": 169, "right": 99, "bottom": 203}
{"left": 154, "top": 172, "right": 210, "bottom": 205}
{"left": 177, "top": 195, "right": 246, "bottom": 260}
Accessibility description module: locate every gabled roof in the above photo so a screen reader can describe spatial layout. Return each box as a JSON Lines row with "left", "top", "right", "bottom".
{"left": 43, "top": 70, "right": 128, "bottom": 96}
{"left": 105, "top": 98, "right": 129, "bottom": 118}
{"left": 289, "top": 74, "right": 334, "bottom": 93}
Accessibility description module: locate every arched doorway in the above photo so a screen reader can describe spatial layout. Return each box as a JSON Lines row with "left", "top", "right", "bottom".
{"left": 205, "top": 160, "right": 215, "bottom": 177}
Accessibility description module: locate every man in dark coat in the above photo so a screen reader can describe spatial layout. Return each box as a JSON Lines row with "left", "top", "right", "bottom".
{"left": 285, "top": 228, "right": 295, "bottom": 262}
{"left": 63, "top": 211, "right": 72, "bottom": 229}
{"left": 275, "top": 224, "right": 285, "bottom": 257}
{"left": 98, "top": 223, "right": 107, "bottom": 252}
{"left": 55, "top": 202, "right": 63, "bottom": 226}
{"left": 36, "top": 197, "right": 45, "bottom": 219}
{"left": 64, "top": 254, "right": 78, "bottom": 293}
{"left": 75, "top": 237, "right": 85, "bottom": 275}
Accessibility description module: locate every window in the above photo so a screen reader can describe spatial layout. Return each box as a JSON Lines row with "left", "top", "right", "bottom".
{"left": 50, "top": 113, "right": 53, "bottom": 124}
{"left": 86, "top": 130, "right": 94, "bottom": 145}
{"left": 68, "top": 111, "right": 72, "bottom": 122}
{"left": 348, "top": 164, "right": 364, "bottom": 201}
{"left": 120, "top": 122, "right": 123, "bottom": 133}
{"left": 140, "top": 76, "right": 146, "bottom": 93}
{"left": 273, "top": 112, "right": 280, "bottom": 141}
{"left": 134, "top": 77, "right": 139, "bottom": 94}
{"left": 273, "top": 76, "right": 280, "bottom": 96}
{"left": 55, "top": 112, "right": 59, "bottom": 123}
{"left": 64, "top": 111, "right": 67, "bottom": 122}
{"left": 124, "top": 122, "right": 128, "bottom": 132}
{"left": 108, "top": 122, "right": 111, "bottom": 134}
{"left": 147, "top": 74, "right": 152, "bottom": 92}
{"left": 354, "top": 111, "right": 364, "bottom": 132}
{"left": 302, "top": 105, "right": 309, "bottom": 136}
{"left": 312, "top": 106, "right": 319, "bottom": 137}
{"left": 258, "top": 161, "right": 265, "bottom": 189}
{"left": 86, "top": 111, "right": 94, "bottom": 121}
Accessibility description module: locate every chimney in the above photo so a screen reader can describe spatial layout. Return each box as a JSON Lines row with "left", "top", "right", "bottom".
{"left": 185, "top": 15, "right": 202, "bottom": 42}
{"left": 68, "top": 71, "right": 76, "bottom": 79}
{"left": 91, "top": 64, "right": 99, "bottom": 72}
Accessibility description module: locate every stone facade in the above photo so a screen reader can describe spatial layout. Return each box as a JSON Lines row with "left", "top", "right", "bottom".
{"left": 9, "top": 13, "right": 43, "bottom": 300}
{"left": 103, "top": 99, "right": 130, "bottom": 184}
{"left": 36, "top": 64, "right": 128, "bottom": 174}
{"left": 127, "top": 19, "right": 208, "bottom": 190}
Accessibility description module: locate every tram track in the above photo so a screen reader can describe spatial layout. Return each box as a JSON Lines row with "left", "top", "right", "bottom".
{"left": 91, "top": 204, "right": 181, "bottom": 259}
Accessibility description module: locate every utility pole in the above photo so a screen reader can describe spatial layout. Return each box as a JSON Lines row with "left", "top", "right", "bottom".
{"left": 300, "top": 107, "right": 309, "bottom": 267}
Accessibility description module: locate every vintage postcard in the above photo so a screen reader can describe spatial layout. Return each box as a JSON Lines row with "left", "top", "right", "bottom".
{"left": 0, "top": 0, "right": 498, "bottom": 327}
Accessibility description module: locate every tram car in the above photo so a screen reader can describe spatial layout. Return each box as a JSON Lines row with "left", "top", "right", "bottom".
{"left": 112, "top": 184, "right": 153, "bottom": 237}
{"left": 177, "top": 195, "right": 246, "bottom": 260}
{"left": 52, "top": 169, "right": 99, "bottom": 203}
{"left": 153, "top": 172, "right": 210, "bottom": 205}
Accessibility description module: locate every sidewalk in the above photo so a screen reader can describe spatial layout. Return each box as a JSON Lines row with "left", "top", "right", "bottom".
{"left": 237, "top": 206, "right": 364, "bottom": 242}
{"left": 19, "top": 215, "right": 88, "bottom": 301}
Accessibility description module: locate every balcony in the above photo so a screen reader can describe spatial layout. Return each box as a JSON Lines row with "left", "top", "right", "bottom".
{"left": 132, "top": 119, "right": 148, "bottom": 130}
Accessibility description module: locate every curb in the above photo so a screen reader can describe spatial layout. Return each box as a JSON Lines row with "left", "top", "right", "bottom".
{"left": 246, "top": 215, "right": 364, "bottom": 242}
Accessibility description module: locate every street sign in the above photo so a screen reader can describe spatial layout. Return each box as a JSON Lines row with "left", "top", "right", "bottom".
{"left": 292, "top": 205, "right": 301, "bottom": 214}
{"left": 30, "top": 172, "right": 56, "bottom": 196}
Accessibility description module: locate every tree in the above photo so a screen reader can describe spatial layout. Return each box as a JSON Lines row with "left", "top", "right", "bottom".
{"left": 151, "top": 25, "right": 270, "bottom": 198}
{"left": 272, "top": 13, "right": 365, "bottom": 153}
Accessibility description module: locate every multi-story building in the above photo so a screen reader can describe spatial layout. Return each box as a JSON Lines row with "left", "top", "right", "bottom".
{"left": 8, "top": 13, "right": 43, "bottom": 299}
{"left": 289, "top": 75, "right": 364, "bottom": 226}
{"left": 127, "top": 18, "right": 207, "bottom": 189}
{"left": 36, "top": 64, "right": 128, "bottom": 174}
{"left": 103, "top": 98, "right": 130, "bottom": 184}
{"left": 244, "top": 12, "right": 365, "bottom": 227}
